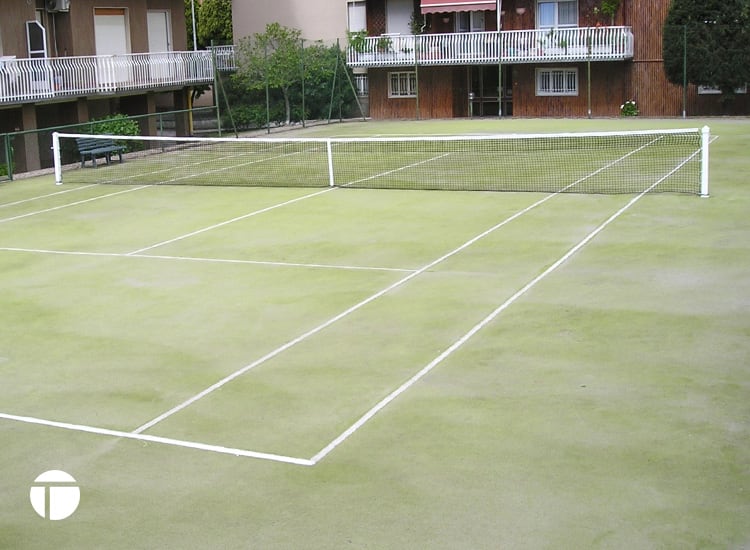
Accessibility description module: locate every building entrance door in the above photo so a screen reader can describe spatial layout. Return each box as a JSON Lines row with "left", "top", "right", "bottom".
{"left": 468, "top": 65, "right": 513, "bottom": 117}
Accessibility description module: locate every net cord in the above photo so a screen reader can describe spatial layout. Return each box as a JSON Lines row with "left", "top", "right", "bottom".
{"left": 53, "top": 128, "right": 704, "bottom": 145}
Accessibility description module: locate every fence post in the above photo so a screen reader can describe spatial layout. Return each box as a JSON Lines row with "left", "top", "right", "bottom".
{"left": 3, "top": 134, "right": 13, "bottom": 181}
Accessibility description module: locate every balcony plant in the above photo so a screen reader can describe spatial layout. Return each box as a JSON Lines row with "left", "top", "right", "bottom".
{"left": 409, "top": 11, "right": 426, "bottom": 35}
{"left": 599, "top": 0, "right": 620, "bottom": 25}
{"left": 377, "top": 35, "right": 393, "bottom": 53}
{"left": 347, "top": 30, "right": 368, "bottom": 53}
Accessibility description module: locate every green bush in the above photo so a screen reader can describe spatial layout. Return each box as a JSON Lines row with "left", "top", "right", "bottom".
{"left": 0, "top": 140, "right": 13, "bottom": 179}
{"left": 90, "top": 114, "right": 142, "bottom": 151}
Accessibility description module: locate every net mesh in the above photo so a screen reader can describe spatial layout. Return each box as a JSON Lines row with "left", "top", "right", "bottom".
{"left": 54, "top": 129, "right": 705, "bottom": 194}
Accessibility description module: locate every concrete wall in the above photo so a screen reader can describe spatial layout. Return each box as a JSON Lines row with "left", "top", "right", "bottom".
{"left": 232, "top": 0, "right": 349, "bottom": 43}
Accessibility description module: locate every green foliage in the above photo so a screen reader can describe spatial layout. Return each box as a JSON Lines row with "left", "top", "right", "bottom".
{"left": 233, "top": 24, "right": 360, "bottom": 126}
{"left": 599, "top": 0, "right": 620, "bottom": 22}
{"left": 198, "top": 0, "right": 233, "bottom": 48}
{"left": 347, "top": 31, "right": 367, "bottom": 53}
{"left": 410, "top": 11, "right": 426, "bottom": 34}
{"left": 90, "top": 114, "right": 142, "bottom": 151}
{"left": 619, "top": 100, "right": 638, "bottom": 117}
{"left": 663, "top": 0, "right": 750, "bottom": 101}
{"left": 90, "top": 114, "right": 140, "bottom": 136}
{"left": 0, "top": 138, "right": 12, "bottom": 178}
{"left": 235, "top": 23, "right": 304, "bottom": 124}
{"left": 185, "top": 0, "right": 233, "bottom": 50}
{"left": 376, "top": 36, "right": 393, "bottom": 52}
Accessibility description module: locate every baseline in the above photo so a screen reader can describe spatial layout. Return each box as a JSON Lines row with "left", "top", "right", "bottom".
{"left": 0, "top": 411, "right": 313, "bottom": 466}
{"left": 0, "top": 246, "right": 416, "bottom": 273}
{"left": 131, "top": 190, "right": 565, "bottom": 435}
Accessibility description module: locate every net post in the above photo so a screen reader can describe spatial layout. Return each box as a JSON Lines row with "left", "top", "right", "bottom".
{"left": 326, "top": 139, "right": 335, "bottom": 187}
{"left": 52, "top": 131, "right": 63, "bottom": 186}
{"left": 700, "top": 126, "right": 710, "bottom": 197}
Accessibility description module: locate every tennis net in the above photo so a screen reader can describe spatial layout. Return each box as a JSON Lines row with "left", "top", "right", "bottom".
{"left": 53, "top": 127, "right": 709, "bottom": 195}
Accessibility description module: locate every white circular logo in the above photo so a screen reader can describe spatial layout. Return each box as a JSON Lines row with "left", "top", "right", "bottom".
{"left": 29, "top": 470, "right": 80, "bottom": 520}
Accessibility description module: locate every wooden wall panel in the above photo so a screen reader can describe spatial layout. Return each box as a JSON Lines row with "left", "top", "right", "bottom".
{"left": 364, "top": 0, "right": 747, "bottom": 118}
{"left": 513, "top": 62, "right": 629, "bottom": 117}
{"left": 369, "top": 67, "right": 466, "bottom": 119}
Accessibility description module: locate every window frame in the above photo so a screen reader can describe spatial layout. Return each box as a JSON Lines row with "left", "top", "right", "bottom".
{"left": 347, "top": 0, "right": 367, "bottom": 33}
{"left": 537, "top": 0, "right": 578, "bottom": 29}
{"left": 388, "top": 71, "right": 417, "bottom": 98}
{"left": 455, "top": 11, "right": 486, "bottom": 33}
{"left": 535, "top": 67, "right": 579, "bottom": 96}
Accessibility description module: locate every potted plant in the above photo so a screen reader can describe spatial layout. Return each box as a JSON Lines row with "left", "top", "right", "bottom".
{"left": 347, "top": 30, "right": 367, "bottom": 53}
{"left": 377, "top": 35, "right": 393, "bottom": 53}
{"left": 599, "top": 0, "right": 620, "bottom": 25}
{"left": 409, "top": 11, "right": 425, "bottom": 35}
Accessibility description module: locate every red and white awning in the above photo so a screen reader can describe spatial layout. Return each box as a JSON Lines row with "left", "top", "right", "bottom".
{"left": 420, "top": 0, "right": 498, "bottom": 14}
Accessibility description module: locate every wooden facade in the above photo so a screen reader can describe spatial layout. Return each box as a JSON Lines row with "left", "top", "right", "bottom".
{"left": 362, "top": 0, "right": 748, "bottom": 119}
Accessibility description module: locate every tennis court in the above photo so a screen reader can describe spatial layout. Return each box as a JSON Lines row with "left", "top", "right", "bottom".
{"left": 1, "top": 118, "right": 748, "bottom": 548}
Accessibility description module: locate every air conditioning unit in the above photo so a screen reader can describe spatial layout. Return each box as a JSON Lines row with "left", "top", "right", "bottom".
{"left": 46, "top": 0, "right": 70, "bottom": 12}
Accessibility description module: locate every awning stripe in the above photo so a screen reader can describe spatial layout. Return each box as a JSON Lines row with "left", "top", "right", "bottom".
{"left": 421, "top": 0, "right": 497, "bottom": 14}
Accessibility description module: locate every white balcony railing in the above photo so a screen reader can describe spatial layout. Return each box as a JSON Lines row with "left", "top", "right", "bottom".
{"left": 347, "top": 27, "right": 634, "bottom": 67}
{"left": 0, "top": 50, "right": 216, "bottom": 104}
{"left": 207, "top": 45, "right": 237, "bottom": 72}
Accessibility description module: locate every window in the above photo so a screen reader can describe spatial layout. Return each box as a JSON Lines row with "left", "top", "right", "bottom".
{"left": 26, "top": 20, "right": 48, "bottom": 58}
{"left": 456, "top": 11, "right": 486, "bottom": 33}
{"left": 537, "top": 1, "right": 577, "bottom": 28}
{"left": 389, "top": 71, "right": 417, "bottom": 98}
{"left": 355, "top": 74, "right": 369, "bottom": 97}
{"left": 536, "top": 68, "right": 578, "bottom": 96}
{"left": 698, "top": 84, "right": 747, "bottom": 95}
{"left": 94, "top": 8, "right": 130, "bottom": 55}
{"left": 347, "top": 1, "right": 366, "bottom": 33}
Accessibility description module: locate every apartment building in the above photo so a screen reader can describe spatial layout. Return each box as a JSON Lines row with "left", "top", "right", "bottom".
{"left": 0, "top": 0, "right": 213, "bottom": 173}
{"left": 231, "top": 0, "right": 748, "bottom": 120}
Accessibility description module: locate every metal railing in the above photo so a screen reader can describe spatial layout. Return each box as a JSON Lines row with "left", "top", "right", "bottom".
{"left": 0, "top": 50, "right": 215, "bottom": 104}
{"left": 0, "top": 106, "right": 219, "bottom": 181}
{"left": 208, "top": 45, "right": 237, "bottom": 72}
{"left": 347, "top": 27, "right": 634, "bottom": 67}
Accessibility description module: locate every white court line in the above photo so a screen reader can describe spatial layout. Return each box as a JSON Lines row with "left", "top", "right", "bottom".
{"left": 0, "top": 140, "right": 678, "bottom": 464}
{"left": 92, "top": 142, "right": 290, "bottom": 185}
{"left": 92, "top": 146, "right": 299, "bottom": 185}
{"left": 132, "top": 141, "right": 658, "bottom": 435}
{"left": 131, "top": 193, "right": 565, "bottom": 435}
{"left": 0, "top": 246, "right": 415, "bottom": 274}
{"left": 309, "top": 149, "right": 702, "bottom": 464}
{"left": 0, "top": 184, "right": 98, "bottom": 208}
{"left": 127, "top": 150, "right": 448, "bottom": 256}
{"left": 0, "top": 185, "right": 151, "bottom": 224}
{"left": 127, "top": 187, "right": 336, "bottom": 255}
{"left": 342, "top": 153, "right": 451, "bottom": 187}
{"left": 0, "top": 412, "right": 313, "bottom": 466}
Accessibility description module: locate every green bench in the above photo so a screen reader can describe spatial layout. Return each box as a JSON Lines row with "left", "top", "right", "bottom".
{"left": 76, "top": 137, "right": 126, "bottom": 168}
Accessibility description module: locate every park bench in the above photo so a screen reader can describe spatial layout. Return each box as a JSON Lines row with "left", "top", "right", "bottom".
{"left": 76, "top": 137, "right": 125, "bottom": 168}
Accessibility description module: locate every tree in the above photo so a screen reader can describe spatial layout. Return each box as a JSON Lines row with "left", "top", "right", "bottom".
{"left": 235, "top": 23, "right": 306, "bottom": 125}
{"left": 197, "top": 0, "right": 233, "bottom": 48}
{"left": 185, "top": 0, "right": 233, "bottom": 50}
{"left": 663, "top": 0, "right": 750, "bottom": 102}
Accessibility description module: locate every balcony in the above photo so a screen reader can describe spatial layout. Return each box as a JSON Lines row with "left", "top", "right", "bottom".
{"left": 347, "top": 27, "right": 633, "bottom": 68}
{"left": 0, "top": 50, "right": 217, "bottom": 105}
